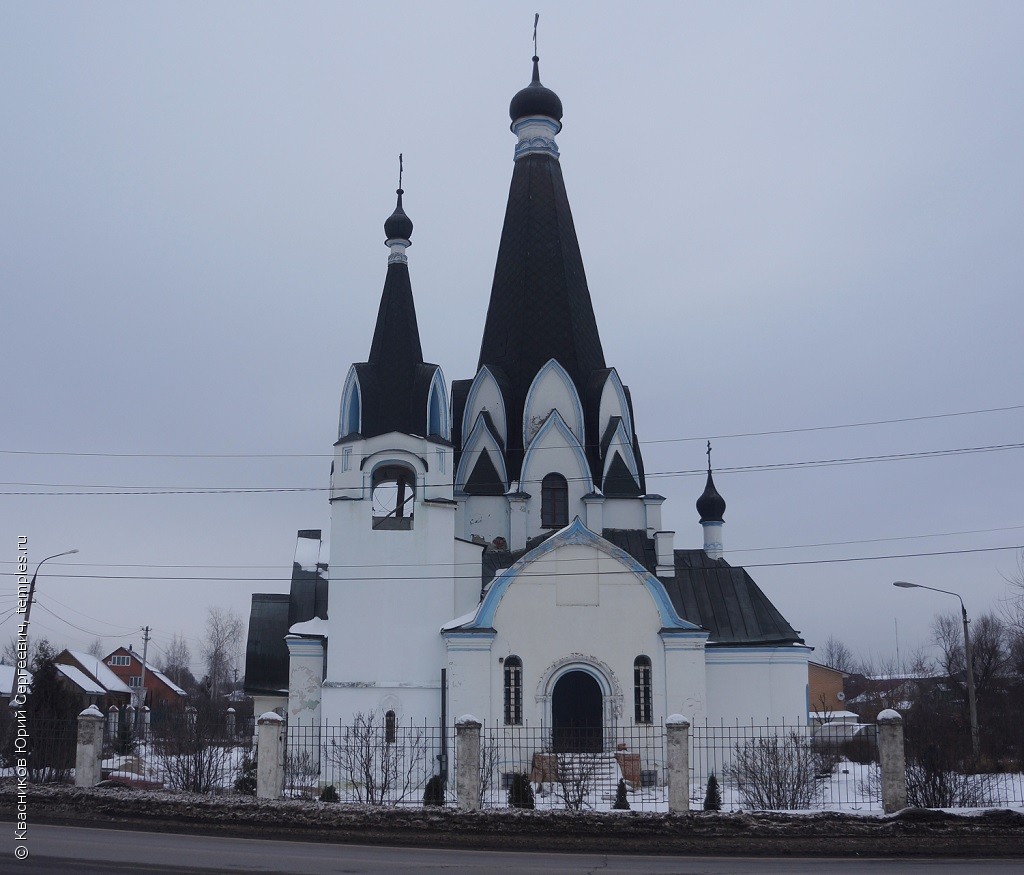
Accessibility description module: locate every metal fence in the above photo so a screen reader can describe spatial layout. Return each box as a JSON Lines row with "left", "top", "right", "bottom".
{"left": 285, "top": 719, "right": 450, "bottom": 804}
{"left": 480, "top": 723, "right": 667, "bottom": 811}
{"left": 8, "top": 712, "right": 1022, "bottom": 810}
{"left": 690, "top": 719, "right": 882, "bottom": 812}
{"left": 0, "top": 712, "right": 252, "bottom": 792}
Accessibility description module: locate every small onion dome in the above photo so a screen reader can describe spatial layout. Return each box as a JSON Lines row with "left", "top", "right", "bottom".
{"left": 384, "top": 189, "right": 413, "bottom": 241}
{"left": 509, "top": 56, "right": 563, "bottom": 129}
{"left": 696, "top": 469, "right": 726, "bottom": 523}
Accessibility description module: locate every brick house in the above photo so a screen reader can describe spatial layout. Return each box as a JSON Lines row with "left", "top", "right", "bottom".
{"left": 102, "top": 646, "right": 187, "bottom": 713}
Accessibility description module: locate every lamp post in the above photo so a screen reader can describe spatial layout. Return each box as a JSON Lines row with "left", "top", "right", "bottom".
{"left": 11, "top": 548, "right": 78, "bottom": 700}
{"left": 893, "top": 580, "right": 980, "bottom": 759}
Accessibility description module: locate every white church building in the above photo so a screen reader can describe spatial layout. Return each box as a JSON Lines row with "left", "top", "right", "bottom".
{"left": 245, "top": 52, "right": 811, "bottom": 747}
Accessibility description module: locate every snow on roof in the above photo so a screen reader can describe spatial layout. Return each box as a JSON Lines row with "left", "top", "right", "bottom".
{"left": 68, "top": 651, "right": 133, "bottom": 695}
{"left": 57, "top": 663, "right": 106, "bottom": 696}
{"left": 441, "top": 609, "right": 479, "bottom": 632}
{"left": 149, "top": 668, "right": 187, "bottom": 696}
{"left": 110, "top": 649, "right": 187, "bottom": 696}
{"left": 288, "top": 617, "right": 329, "bottom": 637}
{"left": 0, "top": 664, "right": 30, "bottom": 695}
{"left": 293, "top": 532, "right": 321, "bottom": 573}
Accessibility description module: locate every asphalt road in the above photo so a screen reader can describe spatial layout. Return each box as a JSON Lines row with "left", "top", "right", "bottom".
{"left": 2, "top": 825, "right": 1023, "bottom": 874}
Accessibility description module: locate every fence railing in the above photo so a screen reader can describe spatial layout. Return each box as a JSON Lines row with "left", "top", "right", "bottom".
{"left": 689, "top": 719, "right": 882, "bottom": 811}
{"left": 480, "top": 723, "right": 666, "bottom": 811}
{"left": 8, "top": 711, "right": 1023, "bottom": 811}
{"left": 285, "top": 719, "right": 449, "bottom": 805}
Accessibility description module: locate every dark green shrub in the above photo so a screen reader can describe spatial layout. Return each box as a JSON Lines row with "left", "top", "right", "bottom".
{"left": 508, "top": 772, "right": 534, "bottom": 809}
{"left": 704, "top": 772, "right": 722, "bottom": 811}
{"left": 423, "top": 774, "right": 445, "bottom": 806}
{"left": 319, "top": 784, "right": 339, "bottom": 803}
{"left": 234, "top": 752, "right": 257, "bottom": 795}
{"left": 612, "top": 778, "right": 630, "bottom": 810}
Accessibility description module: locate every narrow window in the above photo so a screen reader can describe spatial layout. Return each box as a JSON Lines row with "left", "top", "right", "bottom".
{"left": 634, "top": 656, "right": 653, "bottom": 724}
{"left": 541, "top": 473, "right": 569, "bottom": 528}
{"left": 428, "top": 386, "right": 444, "bottom": 437}
{"left": 504, "top": 656, "right": 523, "bottom": 726}
{"left": 385, "top": 710, "right": 396, "bottom": 744}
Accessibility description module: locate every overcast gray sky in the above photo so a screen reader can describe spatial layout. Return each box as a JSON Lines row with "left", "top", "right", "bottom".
{"left": 3, "top": 1, "right": 1022, "bottom": 678}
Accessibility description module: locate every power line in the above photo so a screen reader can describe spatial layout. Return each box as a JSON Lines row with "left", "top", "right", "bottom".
{"left": 1, "top": 523, "right": 1022, "bottom": 572}
{"left": 1, "top": 402, "right": 1020, "bottom": 459}
{"left": 2, "top": 440, "right": 1022, "bottom": 495}
{"left": 33, "top": 601, "right": 144, "bottom": 639}
{"left": 3, "top": 542, "right": 1020, "bottom": 582}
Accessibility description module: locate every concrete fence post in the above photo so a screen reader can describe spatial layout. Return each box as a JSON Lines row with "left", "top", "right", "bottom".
{"left": 75, "top": 705, "right": 105, "bottom": 787}
{"left": 455, "top": 715, "right": 482, "bottom": 810}
{"left": 877, "top": 709, "right": 907, "bottom": 813}
{"left": 226, "top": 707, "right": 236, "bottom": 739}
{"left": 256, "top": 712, "right": 286, "bottom": 800}
{"left": 666, "top": 714, "right": 691, "bottom": 814}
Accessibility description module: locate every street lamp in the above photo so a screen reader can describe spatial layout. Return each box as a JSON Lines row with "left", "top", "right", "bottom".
{"left": 22, "top": 549, "right": 78, "bottom": 628}
{"left": 893, "top": 580, "right": 979, "bottom": 759}
{"left": 10, "top": 549, "right": 78, "bottom": 700}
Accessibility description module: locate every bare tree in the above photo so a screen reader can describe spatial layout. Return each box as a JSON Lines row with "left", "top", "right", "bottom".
{"left": 201, "top": 607, "right": 243, "bottom": 701}
{"left": 86, "top": 638, "right": 105, "bottom": 659}
{"left": 727, "top": 732, "right": 819, "bottom": 810}
{"left": 553, "top": 751, "right": 603, "bottom": 811}
{"left": 159, "top": 633, "right": 192, "bottom": 686}
{"left": 821, "top": 635, "right": 857, "bottom": 673}
{"left": 933, "top": 611, "right": 1008, "bottom": 701}
{"left": 325, "top": 712, "right": 428, "bottom": 805}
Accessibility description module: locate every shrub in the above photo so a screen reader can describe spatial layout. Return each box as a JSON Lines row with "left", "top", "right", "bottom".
{"left": 703, "top": 772, "right": 722, "bottom": 811}
{"left": 319, "top": 784, "right": 340, "bottom": 803}
{"left": 726, "top": 732, "right": 819, "bottom": 810}
{"left": 423, "top": 774, "right": 445, "bottom": 806}
{"left": 508, "top": 772, "right": 534, "bottom": 809}
{"left": 234, "top": 751, "right": 257, "bottom": 795}
{"left": 612, "top": 778, "right": 630, "bottom": 810}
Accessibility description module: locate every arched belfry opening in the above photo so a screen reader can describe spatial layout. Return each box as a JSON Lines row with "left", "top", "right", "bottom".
{"left": 551, "top": 670, "right": 602, "bottom": 753}
{"left": 371, "top": 464, "right": 416, "bottom": 530}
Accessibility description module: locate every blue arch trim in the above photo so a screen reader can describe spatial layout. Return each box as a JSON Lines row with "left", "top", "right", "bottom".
{"left": 462, "top": 366, "right": 507, "bottom": 446}
{"left": 521, "top": 410, "right": 593, "bottom": 492}
{"left": 426, "top": 368, "right": 450, "bottom": 439}
{"left": 339, "top": 367, "right": 362, "bottom": 438}
{"left": 601, "top": 369, "right": 633, "bottom": 443}
{"left": 523, "top": 358, "right": 585, "bottom": 449}
{"left": 458, "top": 518, "right": 703, "bottom": 633}
{"left": 455, "top": 413, "right": 508, "bottom": 492}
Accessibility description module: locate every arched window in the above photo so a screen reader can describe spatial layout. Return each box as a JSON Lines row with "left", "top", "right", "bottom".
{"left": 541, "top": 473, "right": 569, "bottom": 528}
{"left": 634, "top": 656, "right": 653, "bottom": 724}
{"left": 503, "top": 656, "right": 523, "bottom": 726}
{"left": 385, "top": 709, "right": 397, "bottom": 744}
{"left": 428, "top": 388, "right": 444, "bottom": 437}
{"left": 339, "top": 372, "right": 361, "bottom": 438}
{"left": 372, "top": 464, "right": 415, "bottom": 530}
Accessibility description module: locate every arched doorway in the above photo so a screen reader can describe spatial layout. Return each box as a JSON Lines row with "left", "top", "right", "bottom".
{"left": 551, "top": 670, "right": 603, "bottom": 752}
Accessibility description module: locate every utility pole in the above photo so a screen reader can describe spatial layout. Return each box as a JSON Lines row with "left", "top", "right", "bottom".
{"left": 137, "top": 626, "right": 151, "bottom": 732}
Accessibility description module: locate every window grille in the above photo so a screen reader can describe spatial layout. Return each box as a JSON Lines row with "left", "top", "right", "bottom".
{"left": 504, "top": 656, "right": 523, "bottom": 725}
{"left": 634, "top": 655, "right": 653, "bottom": 724}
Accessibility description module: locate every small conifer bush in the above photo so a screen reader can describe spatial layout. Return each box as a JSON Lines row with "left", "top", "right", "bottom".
{"left": 704, "top": 772, "right": 722, "bottom": 811}
{"left": 319, "top": 784, "right": 340, "bottom": 803}
{"left": 234, "top": 752, "right": 257, "bottom": 796}
{"left": 508, "top": 773, "right": 535, "bottom": 809}
{"left": 612, "top": 778, "right": 630, "bottom": 810}
{"left": 423, "top": 774, "right": 445, "bottom": 806}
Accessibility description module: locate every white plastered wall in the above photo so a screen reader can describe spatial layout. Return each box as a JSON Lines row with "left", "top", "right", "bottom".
{"left": 446, "top": 539, "right": 707, "bottom": 733}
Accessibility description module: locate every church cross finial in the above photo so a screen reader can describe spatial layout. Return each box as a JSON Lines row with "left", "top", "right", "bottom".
{"left": 533, "top": 13, "right": 539, "bottom": 57}
{"left": 706, "top": 440, "right": 712, "bottom": 471}
{"left": 398, "top": 153, "right": 404, "bottom": 193}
